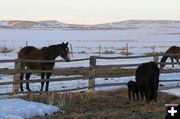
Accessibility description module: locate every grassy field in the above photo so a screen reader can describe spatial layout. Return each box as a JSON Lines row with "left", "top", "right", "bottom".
{"left": 23, "top": 88, "right": 180, "bottom": 119}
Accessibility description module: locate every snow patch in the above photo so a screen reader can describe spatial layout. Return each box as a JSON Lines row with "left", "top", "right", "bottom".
{"left": 160, "top": 88, "right": 180, "bottom": 97}
{"left": 0, "top": 98, "right": 61, "bottom": 119}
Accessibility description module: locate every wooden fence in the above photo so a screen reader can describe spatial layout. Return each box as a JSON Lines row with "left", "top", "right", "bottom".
{"left": 0, "top": 53, "right": 180, "bottom": 96}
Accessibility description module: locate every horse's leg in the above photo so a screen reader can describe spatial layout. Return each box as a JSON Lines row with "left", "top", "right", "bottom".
{"left": 170, "top": 57, "right": 174, "bottom": 68}
{"left": 25, "top": 73, "right": 31, "bottom": 91}
{"left": 147, "top": 88, "right": 152, "bottom": 103}
{"left": 20, "top": 73, "right": 24, "bottom": 92}
{"left": 144, "top": 87, "right": 151, "bottom": 103}
{"left": 154, "top": 88, "right": 157, "bottom": 102}
{"left": 136, "top": 91, "right": 140, "bottom": 101}
{"left": 128, "top": 89, "right": 131, "bottom": 100}
{"left": 132, "top": 91, "right": 135, "bottom": 101}
{"left": 45, "top": 73, "right": 51, "bottom": 91}
{"left": 153, "top": 83, "right": 158, "bottom": 102}
{"left": 40, "top": 73, "right": 45, "bottom": 91}
{"left": 20, "top": 62, "right": 25, "bottom": 92}
{"left": 175, "top": 59, "right": 180, "bottom": 66}
{"left": 139, "top": 86, "right": 144, "bottom": 101}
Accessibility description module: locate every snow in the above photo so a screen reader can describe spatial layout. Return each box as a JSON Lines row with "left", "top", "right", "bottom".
{"left": 0, "top": 23, "right": 180, "bottom": 117}
{"left": 0, "top": 98, "right": 60, "bottom": 119}
{"left": 0, "top": 24, "right": 180, "bottom": 55}
{"left": 0, "top": 25, "right": 180, "bottom": 93}
{"left": 160, "top": 88, "right": 180, "bottom": 97}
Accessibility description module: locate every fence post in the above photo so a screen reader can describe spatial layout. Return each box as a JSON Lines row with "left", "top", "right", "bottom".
{"left": 70, "top": 44, "right": 73, "bottom": 58}
{"left": 4, "top": 45, "right": 6, "bottom": 56}
{"left": 99, "top": 45, "right": 101, "bottom": 56}
{"left": 88, "top": 56, "right": 96, "bottom": 92}
{"left": 13, "top": 59, "right": 21, "bottom": 95}
{"left": 126, "top": 43, "right": 129, "bottom": 57}
{"left": 153, "top": 52, "right": 159, "bottom": 63}
{"left": 26, "top": 41, "right": 28, "bottom": 46}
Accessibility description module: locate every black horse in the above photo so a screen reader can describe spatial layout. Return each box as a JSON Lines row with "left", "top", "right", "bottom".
{"left": 135, "top": 61, "right": 159, "bottom": 103}
{"left": 18, "top": 42, "right": 70, "bottom": 92}
{"left": 160, "top": 46, "right": 180, "bottom": 70}
{"left": 127, "top": 80, "right": 139, "bottom": 101}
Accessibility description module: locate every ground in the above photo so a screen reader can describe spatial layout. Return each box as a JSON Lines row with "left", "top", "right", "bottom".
{"left": 21, "top": 88, "right": 180, "bottom": 119}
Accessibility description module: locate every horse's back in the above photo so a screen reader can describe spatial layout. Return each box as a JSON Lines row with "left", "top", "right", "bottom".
{"left": 18, "top": 46, "right": 45, "bottom": 60}
{"left": 136, "top": 62, "right": 159, "bottom": 83}
{"left": 167, "top": 46, "right": 180, "bottom": 53}
{"left": 18, "top": 46, "right": 46, "bottom": 69}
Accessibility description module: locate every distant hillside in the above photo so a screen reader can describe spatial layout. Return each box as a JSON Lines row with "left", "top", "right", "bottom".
{"left": 0, "top": 20, "right": 180, "bottom": 29}
{"left": 0, "top": 20, "right": 66, "bottom": 28}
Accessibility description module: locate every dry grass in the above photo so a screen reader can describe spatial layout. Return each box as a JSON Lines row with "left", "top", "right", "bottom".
{"left": 119, "top": 51, "right": 133, "bottom": 56}
{"left": 22, "top": 88, "right": 180, "bottom": 119}
{"left": 102, "top": 50, "right": 115, "bottom": 54}
{"left": 0, "top": 47, "right": 13, "bottom": 53}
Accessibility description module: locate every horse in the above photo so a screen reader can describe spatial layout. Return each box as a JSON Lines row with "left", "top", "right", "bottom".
{"left": 135, "top": 61, "right": 159, "bottom": 103}
{"left": 18, "top": 42, "right": 70, "bottom": 92}
{"left": 160, "top": 46, "right": 180, "bottom": 70}
{"left": 127, "top": 80, "right": 139, "bottom": 101}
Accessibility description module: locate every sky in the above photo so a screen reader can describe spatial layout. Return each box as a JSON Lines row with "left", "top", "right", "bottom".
{"left": 0, "top": 0, "right": 180, "bottom": 24}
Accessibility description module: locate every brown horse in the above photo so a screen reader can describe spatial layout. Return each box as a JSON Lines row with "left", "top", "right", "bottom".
{"left": 160, "top": 46, "right": 180, "bottom": 70}
{"left": 18, "top": 42, "right": 70, "bottom": 92}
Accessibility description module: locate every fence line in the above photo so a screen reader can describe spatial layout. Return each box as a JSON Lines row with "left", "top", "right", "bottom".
{"left": 0, "top": 53, "right": 180, "bottom": 63}
{"left": 0, "top": 53, "right": 180, "bottom": 96}
{"left": 1, "top": 62, "right": 180, "bottom": 75}
{"left": 0, "top": 58, "right": 90, "bottom": 63}
{"left": 1, "top": 78, "right": 180, "bottom": 96}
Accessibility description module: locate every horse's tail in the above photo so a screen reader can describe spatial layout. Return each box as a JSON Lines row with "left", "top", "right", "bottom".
{"left": 153, "top": 66, "right": 160, "bottom": 102}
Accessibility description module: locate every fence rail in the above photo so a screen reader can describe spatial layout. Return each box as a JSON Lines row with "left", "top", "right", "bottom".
{"left": 0, "top": 53, "right": 180, "bottom": 96}
{"left": 1, "top": 53, "right": 180, "bottom": 63}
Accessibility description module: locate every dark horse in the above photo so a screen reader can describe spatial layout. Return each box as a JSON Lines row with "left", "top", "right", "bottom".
{"left": 127, "top": 80, "right": 139, "bottom": 101}
{"left": 135, "top": 61, "right": 159, "bottom": 103}
{"left": 18, "top": 42, "right": 70, "bottom": 92}
{"left": 160, "top": 46, "right": 180, "bottom": 70}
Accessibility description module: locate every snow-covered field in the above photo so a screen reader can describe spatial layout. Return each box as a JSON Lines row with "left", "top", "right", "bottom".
{"left": 0, "top": 23, "right": 180, "bottom": 94}
{"left": 0, "top": 23, "right": 180, "bottom": 118}
{"left": 0, "top": 23, "right": 180, "bottom": 55}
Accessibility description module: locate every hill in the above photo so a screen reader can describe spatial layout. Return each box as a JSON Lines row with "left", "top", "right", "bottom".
{"left": 0, "top": 20, "right": 180, "bottom": 30}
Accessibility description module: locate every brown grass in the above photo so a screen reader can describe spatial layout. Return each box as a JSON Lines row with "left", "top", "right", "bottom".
{"left": 119, "top": 51, "right": 133, "bottom": 56}
{"left": 102, "top": 50, "right": 115, "bottom": 54}
{"left": 0, "top": 47, "right": 13, "bottom": 53}
{"left": 23, "top": 88, "right": 179, "bottom": 119}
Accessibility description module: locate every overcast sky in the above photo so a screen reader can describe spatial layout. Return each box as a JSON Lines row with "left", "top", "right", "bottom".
{"left": 0, "top": 0, "right": 180, "bottom": 24}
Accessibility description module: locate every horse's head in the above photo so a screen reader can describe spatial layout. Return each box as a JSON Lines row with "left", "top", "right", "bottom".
{"left": 159, "top": 64, "right": 165, "bottom": 71}
{"left": 59, "top": 42, "right": 70, "bottom": 62}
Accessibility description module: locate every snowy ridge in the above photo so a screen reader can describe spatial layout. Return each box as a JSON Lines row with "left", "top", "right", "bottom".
{"left": 0, "top": 20, "right": 180, "bottom": 29}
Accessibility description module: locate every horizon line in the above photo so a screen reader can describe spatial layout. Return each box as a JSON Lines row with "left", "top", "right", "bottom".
{"left": 1, "top": 19, "right": 180, "bottom": 25}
